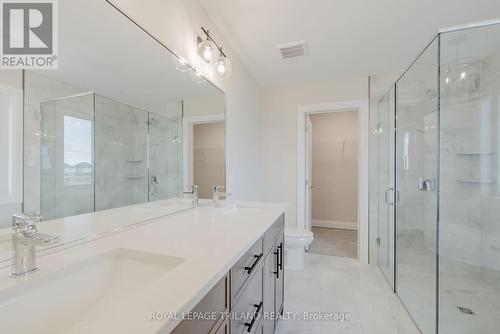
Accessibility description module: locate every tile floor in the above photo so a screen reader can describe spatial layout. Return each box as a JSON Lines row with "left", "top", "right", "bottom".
{"left": 308, "top": 227, "right": 357, "bottom": 258}
{"left": 277, "top": 253, "right": 420, "bottom": 334}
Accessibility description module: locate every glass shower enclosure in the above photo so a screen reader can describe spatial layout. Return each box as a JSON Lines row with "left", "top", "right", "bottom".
{"left": 41, "top": 92, "right": 181, "bottom": 220}
{"left": 372, "top": 21, "right": 500, "bottom": 334}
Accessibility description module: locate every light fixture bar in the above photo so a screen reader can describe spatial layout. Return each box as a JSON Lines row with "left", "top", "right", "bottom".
{"left": 201, "top": 27, "right": 227, "bottom": 58}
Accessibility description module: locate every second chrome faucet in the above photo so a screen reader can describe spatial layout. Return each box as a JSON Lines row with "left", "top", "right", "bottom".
{"left": 212, "top": 185, "right": 231, "bottom": 207}
{"left": 183, "top": 185, "right": 199, "bottom": 206}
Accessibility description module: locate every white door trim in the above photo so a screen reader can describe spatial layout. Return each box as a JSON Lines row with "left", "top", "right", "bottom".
{"left": 297, "top": 99, "right": 369, "bottom": 263}
{"left": 182, "top": 114, "right": 225, "bottom": 188}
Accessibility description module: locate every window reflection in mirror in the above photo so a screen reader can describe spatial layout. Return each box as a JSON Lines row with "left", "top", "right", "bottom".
{"left": 63, "top": 116, "right": 93, "bottom": 186}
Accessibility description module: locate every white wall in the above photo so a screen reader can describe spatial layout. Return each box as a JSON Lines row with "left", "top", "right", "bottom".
{"left": 262, "top": 78, "right": 368, "bottom": 228}
{"left": 0, "top": 70, "right": 23, "bottom": 228}
{"left": 110, "top": 0, "right": 264, "bottom": 200}
{"left": 183, "top": 94, "right": 226, "bottom": 117}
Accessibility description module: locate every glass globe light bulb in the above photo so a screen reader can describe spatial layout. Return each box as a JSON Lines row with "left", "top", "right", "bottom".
{"left": 197, "top": 38, "right": 218, "bottom": 65}
{"left": 215, "top": 55, "right": 232, "bottom": 80}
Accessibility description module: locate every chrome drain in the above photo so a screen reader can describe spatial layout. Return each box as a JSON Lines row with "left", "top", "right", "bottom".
{"left": 457, "top": 306, "right": 475, "bottom": 315}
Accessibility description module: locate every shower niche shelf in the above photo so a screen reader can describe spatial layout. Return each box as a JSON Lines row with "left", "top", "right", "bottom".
{"left": 454, "top": 151, "right": 496, "bottom": 156}
{"left": 455, "top": 179, "right": 498, "bottom": 184}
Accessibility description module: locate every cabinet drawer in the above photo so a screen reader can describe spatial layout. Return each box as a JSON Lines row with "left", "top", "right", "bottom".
{"left": 231, "top": 266, "right": 263, "bottom": 334}
{"left": 263, "top": 215, "right": 284, "bottom": 256}
{"left": 231, "top": 237, "right": 263, "bottom": 302}
{"left": 275, "top": 234, "right": 284, "bottom": 322}
{"left": 172, "top": 273, "right": 229, "bottom": 334}
{"left": 262, "top": 243, "right": 277, "bottom": 334}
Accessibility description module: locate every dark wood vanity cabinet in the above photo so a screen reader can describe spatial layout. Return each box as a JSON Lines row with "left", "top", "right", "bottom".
{"left": 171, "top": 214, "right": 284, "bottom": 334}
{"left": 275, "top": 234, "right": 285, "bottom": 320}
{"left": 171, "top": 273, "right": 230, "bottom": 334}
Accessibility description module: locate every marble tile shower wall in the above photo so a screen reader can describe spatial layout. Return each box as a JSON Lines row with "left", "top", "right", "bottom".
{"left": 94, "top": 95, "right": 149, "bottom": 211}
{"left": 478, "top": 51, "right": 500, "bottom": 291}
{"left": 148, "top": 115, "right": 179, "bottom": 201}
{"left": 439, "top": 49, "right": 500, "bottom": 288}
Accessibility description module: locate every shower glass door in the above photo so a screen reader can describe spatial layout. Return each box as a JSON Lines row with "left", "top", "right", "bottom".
{"left": 376, "top": 87, "right": 396, "bottom": 288}
{"left": 41, "top": 94, "right": 95, "bottom": 220}
{"left": 395, "top": 37, "right": 439, "bottom": 334}
{"left": 148, "top": 114, "right": 180, "bottom": 201}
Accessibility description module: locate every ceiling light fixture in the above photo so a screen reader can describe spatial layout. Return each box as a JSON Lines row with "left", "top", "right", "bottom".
{"left": 197, "top": 27, "right": 232, "bottom": 80}
{"left": 215, "top": 52, "right": 232, "bottom": 80}
{"left": 197, "top": 33, "right": 218, "bottom": 65}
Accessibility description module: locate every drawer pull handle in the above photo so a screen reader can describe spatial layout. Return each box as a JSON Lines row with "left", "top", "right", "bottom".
{"left": 244, "top": 253, "right": 263, "bottom": 274}
{"left": 244, "top": 301, "right": 263, "bottom": 332}
{"left": 273, "top": 250, "right": 279, "bottom": 279}
{"left": 278, "top": 243, "right": 283, "bottom": 270}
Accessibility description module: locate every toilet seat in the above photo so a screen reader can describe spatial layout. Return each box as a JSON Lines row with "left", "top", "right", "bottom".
{"left": 284, "top": 227, "right": 313, "bottom": 271}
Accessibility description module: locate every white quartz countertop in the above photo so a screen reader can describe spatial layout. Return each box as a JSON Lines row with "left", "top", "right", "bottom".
{"left": 0, "top": 200, "right": 287, "bottom": 333}
{"left": 0, "top": 198, "right": 195, "bottom": 264}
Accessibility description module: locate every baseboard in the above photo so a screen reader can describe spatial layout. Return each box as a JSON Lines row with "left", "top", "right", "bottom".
{"left": 312, "top": 219, "right": 358, "bottom": 231}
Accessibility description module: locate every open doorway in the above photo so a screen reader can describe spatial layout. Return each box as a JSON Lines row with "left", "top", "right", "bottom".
{"left": 193, "top": 122, "right": 225, "bottom": 198}
{"left": 305, "top": 112, "right": 359, "bottom": 258}
{"left": 183, "top": 114, "right": 225, "bottom": 199}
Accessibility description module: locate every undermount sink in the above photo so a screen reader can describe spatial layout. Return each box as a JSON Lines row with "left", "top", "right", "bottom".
{"left": 216, "top": 202, "right": 266, "bottom": 215}
{"left": 0, "top": 248, "right": 184, "bottom": 333}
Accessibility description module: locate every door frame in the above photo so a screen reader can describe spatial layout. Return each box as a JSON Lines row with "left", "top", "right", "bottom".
{"left": 182, "top": 114, "right": 225, "bottom": 188}
{"left": 297, "top": 99, "right": 369, "bottom": 263}
{"left": 305, "top": 115, "right": 313, "bottom": 232}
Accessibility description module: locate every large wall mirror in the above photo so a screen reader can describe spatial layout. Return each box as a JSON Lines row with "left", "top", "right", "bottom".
{"left": 0, "top": 0, "right": 225, "bottom": 264}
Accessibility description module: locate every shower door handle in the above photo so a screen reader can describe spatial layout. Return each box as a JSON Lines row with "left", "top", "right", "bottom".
{"left": 384, "top": 188, "right": 395, "bottom": 206}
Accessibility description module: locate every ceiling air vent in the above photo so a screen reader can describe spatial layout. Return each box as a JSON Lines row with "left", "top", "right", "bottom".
{"left": 277, "top": 40, "right": 307, "bottom": 59}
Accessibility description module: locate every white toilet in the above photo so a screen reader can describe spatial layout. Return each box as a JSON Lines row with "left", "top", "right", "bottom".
{"left": 284, "top": 227, "right": 314, "bottom": 271}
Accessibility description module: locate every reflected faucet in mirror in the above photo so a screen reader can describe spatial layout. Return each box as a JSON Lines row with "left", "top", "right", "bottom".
{"left": 212, "top": 185, "right": 231, "bottom": 207}
{"left": 11, "top": 214, "right": 59, "bottom": 277}
{"left": 183, "top": 185, "right": 199, "bottom": 207}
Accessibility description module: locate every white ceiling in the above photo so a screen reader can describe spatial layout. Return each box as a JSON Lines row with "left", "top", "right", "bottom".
{"left": 197, "top": 0, "right": 500, "bottom": 87}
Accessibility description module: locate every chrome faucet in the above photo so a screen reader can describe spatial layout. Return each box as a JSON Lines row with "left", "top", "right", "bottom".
{"left": 183, "top": 185, "right": 199, "bottom": 207}
{"left": 212, "top": 185, "right": 231, "bottom": 207}
{"left": 11, "top": 214, "right": 59, "bottom": 277}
